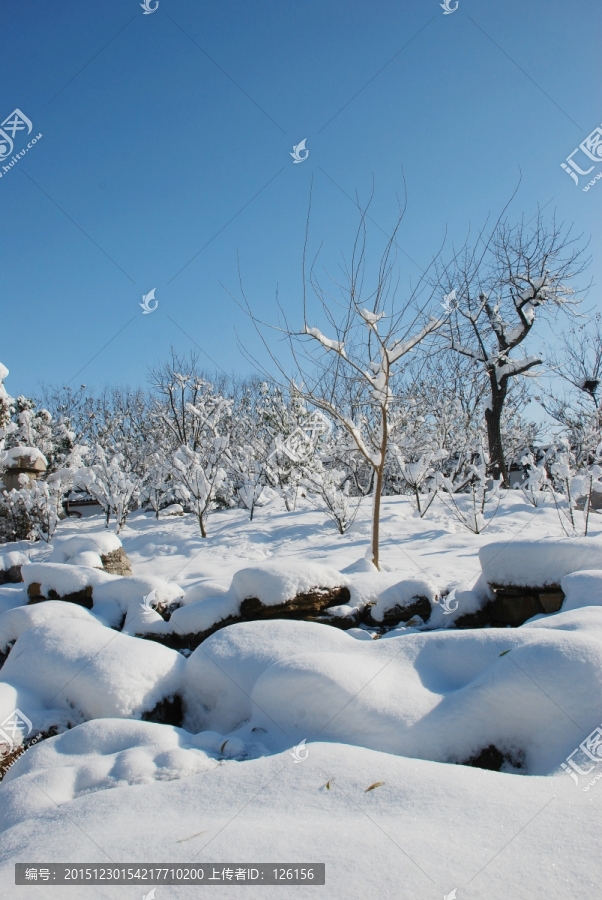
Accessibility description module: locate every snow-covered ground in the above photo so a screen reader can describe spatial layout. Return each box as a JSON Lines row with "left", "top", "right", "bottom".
{"left": 1, "top": 493, "right": 602, "bottom": 899}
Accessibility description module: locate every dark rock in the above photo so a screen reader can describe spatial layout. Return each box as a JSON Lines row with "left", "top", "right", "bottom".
{"left": 140, "top": 585, "right": 352, "bottom": 651}
{"left": 316, "top": 608, "right": 361, "bottom": 630}
{"left": 141, "top": 694, "right": 183, "bottom": 728}
{"left": 239, "top": 586, "right": 350, "bottom": 620}
{"left": 361, "top": 596, "right": 432, "bottom": 628}
{"left": 27, "top": 582, "right": 93, "bottom": 609}
{"left": 488, "top": 584, "right": 564, "bottom": 626}
{"left": 0, "top": 565, "right": 24, "bottom": 584}
{"left": 538, "top": 590, "right": 564, "bottom": 614}
{"left": 454, "top": 606, "right": 493, "bottom": 629}
{"left": 461, "top": 743, "right": 524, "bottom": 772}
{"left": 101, "top": 547, "right": 132, "bottom": 577}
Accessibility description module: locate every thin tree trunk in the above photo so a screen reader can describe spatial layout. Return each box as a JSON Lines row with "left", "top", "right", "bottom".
{"left": 371, "top": 406, "right": 388, "bottom": 571}
{"left": 485, "top": 373, "right": 509, "bottom": 486}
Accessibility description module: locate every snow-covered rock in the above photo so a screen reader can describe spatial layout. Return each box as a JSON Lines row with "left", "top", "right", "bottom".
{"left": 231, "top": 560, "right": 345, "bottom": 606}
{"left": 21, "top": 562, "right": 118, "bottom": 604}
{"left": 0, "top": 550, "right": 28, "bottom": 584}
{"left": 49, "top": 533, "right": 132, "bottom": 575}
{"left": 0, "top": 551, "right": 29, "bottom": 572}
{"left": 1, "top": 619, "right": 185, "bottom": 723}
{"left": 0, "top": 600, "right": 103, "bottom": 653}
{"left": 369, "top": 577, "right": 438, "bottom": 623}
{"left": 159, "top": 503, "right": 184, "bottom": 516}
{"left": 479, "top": 538, "right": 602, "bottom": 587}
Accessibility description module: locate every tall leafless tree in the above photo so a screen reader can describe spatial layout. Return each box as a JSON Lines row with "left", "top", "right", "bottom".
{"left": 236, "top": 198, "right": 446, "bottom": 569}
{"left": 443, "top": 213, "right": 588, "bottom": 483}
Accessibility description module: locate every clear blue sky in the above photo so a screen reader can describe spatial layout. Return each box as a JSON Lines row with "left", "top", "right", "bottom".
{"left": 1, "top": 0, "right": 601, "bottom": 398}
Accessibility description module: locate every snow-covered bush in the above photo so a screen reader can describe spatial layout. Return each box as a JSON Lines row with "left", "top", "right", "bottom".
{"left": 76, "top": 445, "right": 143, "bottom": 532}
{"left": 304, "top": 465, "right": 360, "bottom": 534}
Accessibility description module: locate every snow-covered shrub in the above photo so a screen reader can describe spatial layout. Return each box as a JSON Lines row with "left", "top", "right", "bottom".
{"left": 171, "top": 443, "right": 229, "bottom": 538}
{"left": 139, "top": 453, "right": 174, "bottom": 519}
{"left": 436, "top": 453, "right": 502, "bottom": 534}
{"left": 304, "top": 465, "right": 360, "bottom": 534}
{"left": 76, "top": 445, "right": 142, "bottom": 532}
{"left": 0, "top": 488, "right": 35, "bottom": 544}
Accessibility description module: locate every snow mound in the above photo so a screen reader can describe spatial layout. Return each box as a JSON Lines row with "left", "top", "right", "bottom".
{"left": 0, "top": 600, "right": 103, "bottom": 653}
{"left": 92, "top": 575, "right": 184, "bottom": 630}
{"left": 183, "top": 619, "right": 347, "bottom": 734}
{"left": 0, "top": 719, "right": 218, "bottom": 826}
{"left": 370, "top": 577, "right": 438, "bottom": 622}
{"left": 231, "top": 560, "right": 344, "bottom": 606}
{"left": 21, "top": 562, "right": 117, "bottom": 597}
{"left": 1, "top": 619, "right": 185, "bottom": 722}
{"left": 345, "top": 568, "right": 409, "bottom": 610}
{"left": 163, "top": 593, "right": 240, "bottom": 636}
{"left": 0, "top": 551, "right": 29, "bottom": 571}
{"left": 0, "top": 681, "right": 71, "bottom": 750}
{"left": 428, "top": 585, "right": 484, "bottom": 628}
{"left": 560, "top": 570, "right": 602, "bottom": 612}
{"left": 185, "top": 613, "right": 602, "bottom": 774}
{"left": 479, "top": 538, "right": 602, "bottom": 587}
{"left": 181, "top": 580, "right": 230, "bottom": 606}
{"left": 160, "top": 503, "right": 184, "bottom": 516}
{"left": 49, "top": 532, "right": 122, "bottom": 568}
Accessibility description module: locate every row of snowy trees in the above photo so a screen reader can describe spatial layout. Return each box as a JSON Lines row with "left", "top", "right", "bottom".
{"left": 1, "top": 209, "right": 600, "bottom": 563}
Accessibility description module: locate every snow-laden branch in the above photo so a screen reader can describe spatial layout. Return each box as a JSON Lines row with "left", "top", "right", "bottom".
{"left": 495, "top": 355, "right": 541, "bottom": 384}
{"left": 304, "top": 326, "right": 346, "bottom": 355}
{"left": 386, "top": 316, "right": 444, "bottom": 365}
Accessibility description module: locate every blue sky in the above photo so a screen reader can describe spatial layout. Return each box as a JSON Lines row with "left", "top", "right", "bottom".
{"left": 1, "top": 0, "right": 601, "bottom": 398}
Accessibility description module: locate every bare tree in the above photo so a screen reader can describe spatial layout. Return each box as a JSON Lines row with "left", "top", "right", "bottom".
{"left": 236, "top": 200, "right": 445, "bottom": 569}
{"left": 443, "top": 213, "right": 588, "bottom": 483}
{"left": 149, "top": 350, "right": 229, "bottom": 453}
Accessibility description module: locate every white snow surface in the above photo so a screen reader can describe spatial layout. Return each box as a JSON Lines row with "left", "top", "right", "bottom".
{"left": 561, "top": 569, "right": 602, "bottom": 611}
{"left": 0, "top": 586, "right": 27, "bottom": 616}
{"left": 0, "top": 600, "right": 103, "bottom": 652}
{"left": 2, "top": 494, "right": 602, "bottom": 898}
{"left": 0, "top": 551, "right": 29, "bottom": 571}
